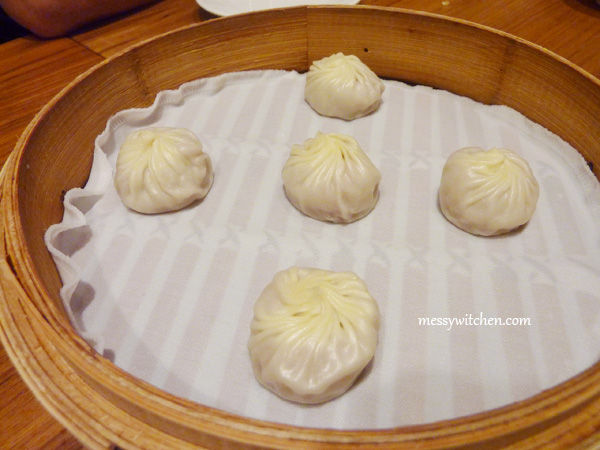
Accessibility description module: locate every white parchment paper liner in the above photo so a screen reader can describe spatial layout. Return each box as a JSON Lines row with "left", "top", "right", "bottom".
{"left": 45, "top": 69, "right": 600, "bottom": 429}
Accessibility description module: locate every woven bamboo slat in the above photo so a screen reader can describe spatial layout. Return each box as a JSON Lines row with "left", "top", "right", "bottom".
{"left": 1, "top": 6, "right": 599, "bottom": 448}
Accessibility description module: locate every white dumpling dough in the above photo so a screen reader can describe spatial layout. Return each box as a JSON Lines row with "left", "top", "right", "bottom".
{"left": 282, "top": 132, "right": 381, "bottom": 223}
{"left": 438, "top": 147, "right": 539, "bottom": 236}
{"left": 114, "top": 127, "right": 213, "bottom": 214}
{"left": 305, "top": 52, "right": 384, "bottom": 120}
{"left": 248, "top": 267, "right": 380, "bottom": 404}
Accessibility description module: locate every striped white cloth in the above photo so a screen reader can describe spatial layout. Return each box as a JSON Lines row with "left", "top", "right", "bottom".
{"left": 45, "top": 69, "right": 600, "bottom": 429}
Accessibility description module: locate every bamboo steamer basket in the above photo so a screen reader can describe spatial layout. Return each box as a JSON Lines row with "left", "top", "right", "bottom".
{"left": 1, "top": 5, "right": 600, "bottom": 449}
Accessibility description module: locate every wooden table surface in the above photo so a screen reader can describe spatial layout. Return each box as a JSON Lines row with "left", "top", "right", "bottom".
{"left": 1, "top": 0, "right": 599, "bottom": 447}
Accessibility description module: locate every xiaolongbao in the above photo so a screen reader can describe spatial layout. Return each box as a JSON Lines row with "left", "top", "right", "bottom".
{"left": 248, "top": 267, "right": 380, "bottom": 404}
{"left": 305, "top": 53, "right": 384, "bottom": 120}
{"left": 438, "top": 147, "right": 539, "bottom": 236}
{"left": 114, "top": 127, "right": 213, "bottom": 214}
{"left": 282, "top": 132, "right": 381, "bottom": 223}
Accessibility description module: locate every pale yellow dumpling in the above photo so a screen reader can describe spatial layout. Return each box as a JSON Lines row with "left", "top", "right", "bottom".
{"left": 282, "top": 132, "right": 381, "bottom": 223}
{"left": 305, "top": 53, "right": 384, "bottom": 120}
{"left": 438, "top": 147, "right": 539, "bottom": 236}
{"left": 248, "top": 267, "right": 380, "bottom": 404}
{"left": 114, "top": 127, "right": 213, "bottom": 214}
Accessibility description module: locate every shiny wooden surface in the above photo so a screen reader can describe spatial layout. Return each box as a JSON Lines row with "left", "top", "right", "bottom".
{"left": 1, "top": 0, "right": 599, "bottom": 447}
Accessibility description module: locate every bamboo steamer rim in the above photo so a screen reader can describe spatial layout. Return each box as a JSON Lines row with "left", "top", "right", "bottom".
{"left": 2, "top": 5, "right": 600, "bottom": 448}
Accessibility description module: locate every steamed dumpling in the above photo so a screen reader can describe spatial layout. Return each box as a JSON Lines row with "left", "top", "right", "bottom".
{"left": 282, "top": 132, "right": 381, "bottom": 223}
{"left": 114, "top": 127, "right": 213, "bottom": 214}
{"left": 305, "top": 53, "right": 384, "bottom": 120}
{"left": 438, "top": 147, "right": 539, "bottom": 236}
{"left": 248, "top": 267, "right": 380, "bottom": 404}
